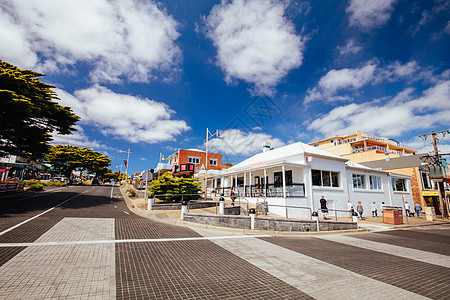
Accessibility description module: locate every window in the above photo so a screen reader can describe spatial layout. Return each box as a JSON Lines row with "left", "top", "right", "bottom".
{"left": 274, "top": 170, "right": 293, "bottom": 187}
{"left": 312, "top": 169, "right": 322, "bottom": 186}
{"left": 188, "top": 157, "right": 200, "bottom": 164}
{"left": 209, "top": 159, "right": 218, "bottom": 166}
{"left": 392, "top": 178, "right": 407, "bottom": 191}
{"left": 353, "top": 174, "right": 365, "bottom": 189}
{"left": 421, "top": 172, "right": 432, "bottom": 190}
{"left": 369, "top": 176, "right": 382, "bottom": 190}
{"left": 312, "top": 169, "right": 340, "bottom": 187}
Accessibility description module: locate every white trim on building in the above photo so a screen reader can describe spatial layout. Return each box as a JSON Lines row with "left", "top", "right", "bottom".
{"left": 207, "top": 142, "right": 413, "bottom": 218}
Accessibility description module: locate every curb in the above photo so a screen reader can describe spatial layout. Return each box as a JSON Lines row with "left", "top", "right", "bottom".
{"left": 119, "top": 187, "right": 367, "bottom": 236}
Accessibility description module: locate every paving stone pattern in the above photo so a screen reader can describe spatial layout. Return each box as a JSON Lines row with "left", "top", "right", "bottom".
{"left": 0, "top": 186, "right": 449, "bottom": 300}
{"left": 352, "top": 231, "right": 450, "bottom": 256}
{"left": 262, "top": 236, "right": 450, "bottom": 299}
{"left": 115, "top": 218, "right": 311, "bottom": 300}
{"left": 0, "top": 218, "right": 115, "bottom": 299}
{"left": 0, "top": 216, "right": 62, "bottom": 243}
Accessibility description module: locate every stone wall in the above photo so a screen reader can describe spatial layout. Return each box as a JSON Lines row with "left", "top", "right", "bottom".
{"left": 182, "top": 213, "right": 357, "bottom": 232}
{"left": 151, "top": 202, "right": 218, "bottom": 210}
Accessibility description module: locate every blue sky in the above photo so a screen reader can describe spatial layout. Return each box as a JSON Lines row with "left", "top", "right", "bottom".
{"left": 1, "top": 0, "right": 449, "bottom": 175}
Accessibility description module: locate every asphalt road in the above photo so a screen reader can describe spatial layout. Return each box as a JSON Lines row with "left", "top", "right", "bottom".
{"left": 0, "top": 185, "right": 448, "bottom": 299}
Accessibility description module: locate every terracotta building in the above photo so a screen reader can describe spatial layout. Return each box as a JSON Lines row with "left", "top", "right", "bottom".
{"left": 154, "top": 148, "right": 228, "bottom": 179}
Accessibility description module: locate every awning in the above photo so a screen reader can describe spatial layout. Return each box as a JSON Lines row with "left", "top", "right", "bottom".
{"left": 423, "top": 190, "right": 439, "bottom": 196}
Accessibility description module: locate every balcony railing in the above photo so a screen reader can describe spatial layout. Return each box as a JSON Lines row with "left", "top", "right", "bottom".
{"left": 216, "top": 183, "right": 305, "bottom": 198}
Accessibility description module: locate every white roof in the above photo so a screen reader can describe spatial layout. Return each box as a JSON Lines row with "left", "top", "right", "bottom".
{"left": 345, "top": 161, "right": 374, "bottom": 170}
{"left": 186, "top": 148, "right": 203, "bottom": 152}
{"left": 225, "top": 142, "right": 348, "bottom": 173}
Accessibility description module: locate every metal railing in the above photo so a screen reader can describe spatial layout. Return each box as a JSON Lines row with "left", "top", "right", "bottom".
{"left": 256, "top": 203, "right": 312, "bottom": 219}
{"left": 215, "top": 183, "right": 306, "bottom": 198}
{"left": 151, "top": 193, "right": 204, "bottom": 207}
{"left": 317, "top": 208, "right": 354, "bottom": 221}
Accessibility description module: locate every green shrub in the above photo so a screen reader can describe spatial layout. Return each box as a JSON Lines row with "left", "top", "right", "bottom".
{"left": 28, "top": 183, "right": 44, "bottom": 191}
{"left": 150, "top": 172, "right": 201, "bottom": 203}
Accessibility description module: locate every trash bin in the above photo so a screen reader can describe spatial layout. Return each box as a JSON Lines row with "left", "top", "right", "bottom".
{"left": 383, "top": 208, "right": 403, "bottom": 225}
{"left": 425, "top": 207, "right": 436, "bottom": 221}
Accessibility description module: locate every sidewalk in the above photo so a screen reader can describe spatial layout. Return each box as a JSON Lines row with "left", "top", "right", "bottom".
{"left": 128, "top": 195, "right": 450, "bottom": 234}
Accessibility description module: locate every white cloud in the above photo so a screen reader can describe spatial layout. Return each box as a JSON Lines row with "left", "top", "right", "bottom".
{"left": 305, "top": 60, "right": 426, "bottom": 103}
{"left": 346, "top": 0, "right": 396, "bottom": 29}
{"left": 51, "top": 125, "right": 114, "bottom": 153}
{"left": 205, "top": 0, "right": 305, "bottom": 95}
{"left": 337, "top": 39, "right": 362, "bottom": 56}
{"left": 307, "top": 77, "right": 450, "bottom": 138}
{"left": 0, "top": 0, "right": 181, "bottom": 83}
{"left": 56, "top": 85, "right": 190, "bottom": 144}
{"left": 207, "top": 129, "right": 285, "bottom": 156}
{"left": 445, "top": 20, "right": 450, "bottom": 34}
{"left": 318, "top": 63, "right": 377, "bottom": 93}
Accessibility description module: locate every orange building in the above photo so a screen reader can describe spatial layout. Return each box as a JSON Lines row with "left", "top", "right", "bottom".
{"left": 309, "top": 130, "right": 416, "bottom": 161}
{"left": 308, "top": 130, "right": 449, "bottom": 215}
{"left": 157, "top": 148, "right": 227, "bottom": 178}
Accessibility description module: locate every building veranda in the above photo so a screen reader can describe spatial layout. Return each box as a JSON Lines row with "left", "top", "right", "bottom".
{"left": 202, "top": 142, "right": 413, "bottom": 218}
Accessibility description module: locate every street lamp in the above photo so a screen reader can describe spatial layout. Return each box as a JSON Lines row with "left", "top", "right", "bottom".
{"left": 204, "top": 128, "right": 223, "bottom": 200}
{"left": 119, "top": 148, "right": 131, "bottom": 178}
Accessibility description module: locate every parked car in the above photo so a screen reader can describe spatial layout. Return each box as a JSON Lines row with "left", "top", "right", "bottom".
{"left": 51, "top": 177, "right": 66, "bottom": 182}
{"left": 91, "top": 178, "right": 100, "bottom": 185}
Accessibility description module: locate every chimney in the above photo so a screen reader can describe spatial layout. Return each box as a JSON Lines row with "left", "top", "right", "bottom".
{"left": 262, "top": 142, "right": 271, "bottom": 153}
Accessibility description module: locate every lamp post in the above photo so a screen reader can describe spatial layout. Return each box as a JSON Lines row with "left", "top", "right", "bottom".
{"left": 205, "top": 128, "right": 222, "bottom": 200}
{"left": 119, "top": 148, "right": 131, "bottom": 179}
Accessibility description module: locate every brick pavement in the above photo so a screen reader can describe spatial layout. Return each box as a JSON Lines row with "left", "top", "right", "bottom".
{"left": 115, "top": 218, "right": 311, "bottom": 300}
{"left": 261, "top": 235, "right": 449, "bottom": 299}
{"left": 194, "top": 228, "right": 431, "bottom": 300}
{"left": 0, "top": 186, "right": 448, "bottom": 299}
{"left": 354, "top": 230, "right": 450, "bottom": 255}
{"left": 0, "top": 218, "right": 115, "bottom": 299}
{"left": 317, "top": 234, "right": 449, "bottom": 267}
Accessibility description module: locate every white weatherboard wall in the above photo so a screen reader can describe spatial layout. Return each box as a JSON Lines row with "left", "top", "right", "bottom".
{"left": 210, "top": 142, "right": 413, "bottom": 218}
{"left": 309, "top": 156, "right": 348, "bottom": 216}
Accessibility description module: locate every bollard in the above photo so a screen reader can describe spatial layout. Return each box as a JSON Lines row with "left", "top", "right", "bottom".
{"left": 352, "top": 211, "right": 359, "bottom": 224}
{"left": 181, "top": 200, "right": 188, "bottom": 220}
{"left": 312, "top": 211, "right": 319, "bottom": 232}
{"left": 147, "top": 196, "right": 153, "bottom": 210}
{"left": 249, "top": 208, "right": 256, "bottom": 230}
{"left": 219, "top": 195, "right": 225, "bottom": 214}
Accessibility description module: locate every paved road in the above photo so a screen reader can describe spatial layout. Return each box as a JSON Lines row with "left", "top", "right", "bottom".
{"left": 0, "top": 185, "right": 448, "bottom": 299}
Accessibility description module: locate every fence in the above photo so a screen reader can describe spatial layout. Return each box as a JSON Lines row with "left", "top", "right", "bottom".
{"left": 318, "top": 208, "right": 353, "bottom": 220}
{"left": 214, "top": 183, "right": 305, "bottom": 198}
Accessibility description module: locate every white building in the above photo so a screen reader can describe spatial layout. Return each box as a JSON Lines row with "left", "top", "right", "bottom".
{"left": 207, "top": 142, "right": 412, "bottom": 218}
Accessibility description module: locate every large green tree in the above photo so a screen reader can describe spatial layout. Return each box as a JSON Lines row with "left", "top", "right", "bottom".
{"left": 150, "top": 172, "right": 201, "bottom": 202}
{"left": 0, "top": 61, "right": 79, "bottom": 159}
{"left": 46, "top": 145, "right": 111, "bottom": 178}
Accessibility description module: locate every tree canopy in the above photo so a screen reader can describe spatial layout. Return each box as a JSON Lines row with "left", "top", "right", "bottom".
{"left": 0, "top": 61, "right": 79, "bottom": 159}
{"left": 46, "top": 145, "right": 111, "bottom": 178}
{"left": 150, "top": 172, "right": 201, "bottom": 202}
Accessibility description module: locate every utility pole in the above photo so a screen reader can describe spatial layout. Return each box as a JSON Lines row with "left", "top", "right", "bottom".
{"left": 419, "top": 129, "right": 450, "bottom": 219}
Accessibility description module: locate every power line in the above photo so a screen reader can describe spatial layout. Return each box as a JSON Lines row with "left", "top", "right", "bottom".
{"left": 418, "top": 129, "right": 450, "bottom": 219}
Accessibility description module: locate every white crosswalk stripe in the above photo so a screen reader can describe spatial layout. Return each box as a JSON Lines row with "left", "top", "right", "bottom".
{"left": 317, "top": 234, "right": 450, "bottom": 268}
{"left": 192, "top": 228, "right": 430, "bottom": 300}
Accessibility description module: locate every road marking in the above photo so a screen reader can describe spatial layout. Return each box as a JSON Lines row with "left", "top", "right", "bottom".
{"left": 0, "top": 218, "right": 115, "bottom": 299}
{"left": 0, "top": 234, "right": 271, "bottom": 247}
{"left": 114, "top": 206, "right": 117, "bottom": 209}
{"left": 15, "top": 187, "right": 68, "bottom": 201}
{"left": 123, "top": 211, "right": 130, "bottom": 214}
{"left": 0, "top": 189, "right": 90, "bottom": 236}
{"left": 317, "top": 234, "right": 450, "bottom": 268}
{"left": 110, "top": 186, "right": 114, "bottom": 198}
{"left": 192, "top": 228, "right": 429, "bottom": 300}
